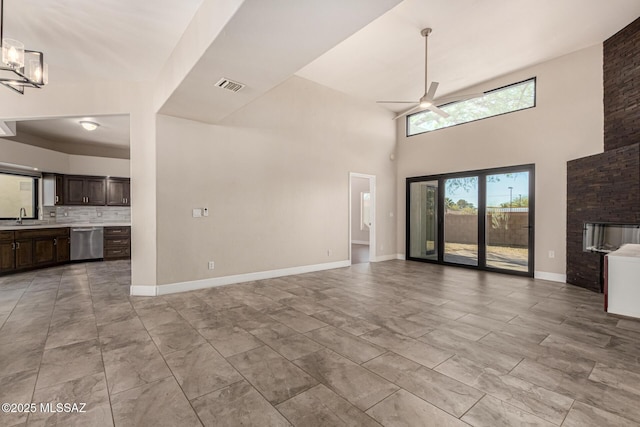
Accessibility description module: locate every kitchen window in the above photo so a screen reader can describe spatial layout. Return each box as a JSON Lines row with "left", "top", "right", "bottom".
{"left": 0, "top": 171, "right": 39, "bottom": 220}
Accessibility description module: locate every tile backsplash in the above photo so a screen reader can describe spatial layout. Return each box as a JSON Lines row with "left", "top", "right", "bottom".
{"left": 45, "top": 206, "right": 131, "bottom": 224}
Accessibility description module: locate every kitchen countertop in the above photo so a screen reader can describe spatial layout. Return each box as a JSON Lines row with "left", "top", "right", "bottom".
{"left": 0, "top": 223, "right": 131, "bottom": 231}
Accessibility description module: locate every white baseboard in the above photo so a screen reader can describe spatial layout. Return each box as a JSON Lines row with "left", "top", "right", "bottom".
{"left": 397, "top": 254, "right": 406, "bottom": 260}
{"left": 351, "top": 240, "right": 370, "bottom": 245}
{"left": 130, "top": 285, "right": 157, "bottom": 297}
{"left": 374, "top": 254, "right": 401, "bottom": 262}
{"left": 534, "top": 271, "right": 566, "bottom": 283}
{"left": 131, "top": 260, "right": 351, "bottom": 296}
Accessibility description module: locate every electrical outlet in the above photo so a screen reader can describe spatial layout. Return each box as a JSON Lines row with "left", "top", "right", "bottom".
{"left": 208, "top": 261, "right": 215, "bottom": 270}
{"left": 203, "top": 207, "right": 209, "bottom": 217}
{"left": 548, "top": 250, "right": 555, "bottom": 258}
{"left": 49, "top": 212, "right": 56, "bottom": 217}
{"left": 327, "top": 249, "right": 332, "bottom": 257}
{"left": 97, "top": 211, "right": 102, "bottom": 217}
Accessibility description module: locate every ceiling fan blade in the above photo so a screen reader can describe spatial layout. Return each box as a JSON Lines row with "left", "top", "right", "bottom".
{"left": 434, "top": 92, "right": 484, "bottom": 105}
{"left": 426, "top": 81, "right": 439, "bottom": 101}
{"left": 376, "top": 101, "right": 418, "bottom": 104}
{"left": 428, "top": 104, "right": 450, "bottom": 119}
{"left": 393, "top": 104, "right": 420, "bottom": 120}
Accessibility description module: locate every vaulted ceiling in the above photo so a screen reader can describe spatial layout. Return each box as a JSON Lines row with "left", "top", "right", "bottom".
{"left": 2, "top": 0, "right": 640, "bottom": 155}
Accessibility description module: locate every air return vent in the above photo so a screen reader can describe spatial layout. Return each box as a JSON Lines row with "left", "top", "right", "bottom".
{"left": 215, "top": 78, "right": 245, "bottom": 92}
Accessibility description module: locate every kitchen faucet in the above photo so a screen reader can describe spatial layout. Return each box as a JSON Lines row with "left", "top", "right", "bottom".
{"left": 17, "top": 207, "right": 27, "bottom": 225}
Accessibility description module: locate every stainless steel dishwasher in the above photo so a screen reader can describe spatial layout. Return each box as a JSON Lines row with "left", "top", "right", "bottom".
{"left": 70, "top": 227, "right": 104, "bottom": 260}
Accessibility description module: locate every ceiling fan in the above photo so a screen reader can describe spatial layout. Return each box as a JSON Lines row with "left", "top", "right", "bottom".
{"left": 377, "top": 28, "right": 482, "bottom": 120}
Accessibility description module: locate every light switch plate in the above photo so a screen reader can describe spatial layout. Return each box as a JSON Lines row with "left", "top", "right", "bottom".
{"left": 192, "top": 208, "right": 202, "bottom": 218}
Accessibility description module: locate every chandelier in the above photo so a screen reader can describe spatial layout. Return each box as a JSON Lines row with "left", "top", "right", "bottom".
{"left": 0, "top": 0, "right": 48, "bottom": 94}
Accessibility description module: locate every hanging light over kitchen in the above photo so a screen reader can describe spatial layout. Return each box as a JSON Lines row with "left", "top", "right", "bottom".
{"left": 0, "top": 0, "right": 48, "bottom": 94}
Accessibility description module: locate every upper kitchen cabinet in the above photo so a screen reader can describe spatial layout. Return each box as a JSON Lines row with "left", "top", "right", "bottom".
{"left": 106, "top": 177, "right": 131, "bottom": 206}
{"left": 42, "top": 174, "right": 65, "bottom": 206}
{"left": 64, "top": 175, "right": 106, "bottom": 206}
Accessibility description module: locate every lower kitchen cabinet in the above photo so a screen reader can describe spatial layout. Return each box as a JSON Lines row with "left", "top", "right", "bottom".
{"left": 15, "top": 238, "right": 34, "bottom": 269}
{"left": 0, "top": 225, "right": 127, "bottom": 276}
{"left": 0, "top": 232, "right": 15, "bottom": 272}
{"left": 104, "top": 226, "right": 131, "bottom": 259}
{"left": 1, "top": 228, "right": 71, "bottom": 274}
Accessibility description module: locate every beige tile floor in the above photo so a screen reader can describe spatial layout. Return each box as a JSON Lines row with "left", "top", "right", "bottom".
{"left": 1, "top": 260, "right": 640, "bottom": 426}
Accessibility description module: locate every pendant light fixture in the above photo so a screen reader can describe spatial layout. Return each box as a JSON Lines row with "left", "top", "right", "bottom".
{"left": 0, "top": 0, "right": 48, "bottom": 94}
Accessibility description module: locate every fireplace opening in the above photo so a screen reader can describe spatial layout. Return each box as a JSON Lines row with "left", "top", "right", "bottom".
{"left": 583, "top": 223, "right": 640, "bottom": 253}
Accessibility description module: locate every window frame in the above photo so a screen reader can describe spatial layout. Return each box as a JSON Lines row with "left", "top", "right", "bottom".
{"left": 0, "top": 171, "right": 40, "bottom": 220}
{"left": 406, "top": 77, "right": 537, "bottom": 137}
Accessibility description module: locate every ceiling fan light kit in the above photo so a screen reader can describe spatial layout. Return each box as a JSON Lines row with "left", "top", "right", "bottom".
{"left": 377, "top": 28, "right": 482, "bottom": 120}
{"left": 0, "top": 0, "right": 48, "bottom": 94}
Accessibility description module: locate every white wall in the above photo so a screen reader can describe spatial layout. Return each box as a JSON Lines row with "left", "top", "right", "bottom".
{"left": 396, "top": 45, "right": 604, "bottom": 278}
{"left": 155, "top": 76, "right": 397, "bottom": 286}
{"left": 351, "top": 176, "right": 370, "bottom": 244}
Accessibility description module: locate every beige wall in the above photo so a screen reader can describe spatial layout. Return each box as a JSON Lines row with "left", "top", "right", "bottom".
{"left": 68, "top": 155, "right": 130, "bottom": 177}
{"left": 396, "top": 45, "right": 604, "bottom": 277}
{"left": 155, "top": 76, "right": 396, "bottom": 285}
{"left": 0, "top": 137, "right": 130, "bottom": 177}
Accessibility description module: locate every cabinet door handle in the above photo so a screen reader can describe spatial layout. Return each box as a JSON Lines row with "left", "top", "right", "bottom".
{"left": 55, "top": 195, "right": 59, "bottom": 203}
{"left": 53, "top": 238, "right": 57, "bottom": 246}
{"left": 87, "top": 197, "right": 90, "bottom": 203}
{"left": 11, "top": 242, "right": 15, "bottom": 250}
{"left": 16, "top": 242, "right": 20, "bottom": 249}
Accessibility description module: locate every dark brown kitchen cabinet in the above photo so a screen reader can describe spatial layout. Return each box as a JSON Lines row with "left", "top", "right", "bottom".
{"left": 14, "top": 238, "right": 34, "bottom": 269}
{"left": 106, "top": 178, "right": 131, "bottom": 206}
{"left": 0, "top": 231, "right": 15, "bottom": 272}
{"left": 64, "top": 176, "right": 106, "bottom": 205}
{"left": 7, "top": 228, "right": 71, "bottom": 272}
{"left": 56, "top": 236, "right": 70, "bottom": 262}
{"left": 34, "top": 237, "right": 56, "bottom": 265}
{"left": 104, "top": 226, "right": 131, "bottom": 259}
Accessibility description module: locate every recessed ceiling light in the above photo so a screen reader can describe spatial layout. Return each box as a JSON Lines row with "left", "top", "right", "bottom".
{"left": 80, "top": 121, "right": 99, "bottom": 131}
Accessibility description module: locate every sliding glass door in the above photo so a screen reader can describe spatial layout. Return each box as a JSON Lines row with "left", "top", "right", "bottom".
{"left": 406, "top": 165, "right": 534, "bottom": 277}
{"left": 485, "top": 172, "right": 531, "bottom": 272}
{"left": 408, "top": 180, "right": 438, "bottom": 261}
{"left": 444, "top": 176, "right": 478, "bottom": 266}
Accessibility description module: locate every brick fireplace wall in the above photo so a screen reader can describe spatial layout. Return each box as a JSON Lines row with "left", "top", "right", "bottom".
{"left": 567, "top": 144, "right": 640, "bottom": 291}
{"left": 604, "top": 18, "right": 640, "bottom": 151}
{"left": 566, "top": 17, "right": 640, "bottom": 292}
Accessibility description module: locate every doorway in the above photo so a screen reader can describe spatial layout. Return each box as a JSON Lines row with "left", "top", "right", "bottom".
{"left": 407, "top": 164, "right": 534, "bottom": 276}
{"left": 349, "top": 173, "right": 376, "bottom": 264}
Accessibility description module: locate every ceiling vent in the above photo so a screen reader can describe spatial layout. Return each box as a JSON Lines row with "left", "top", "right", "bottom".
{"left": 215, "top": 78, "right": 245, "bottom": 93}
